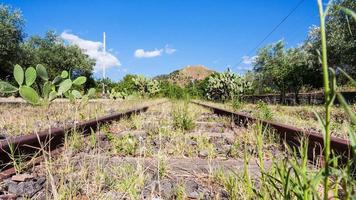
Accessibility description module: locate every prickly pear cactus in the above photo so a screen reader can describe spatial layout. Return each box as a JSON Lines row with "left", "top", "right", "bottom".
{"left": 0, "top": 64, "right": 94, "bottom": 105}
{"left": 206, "top": 68, "right": 251, "bottom": 101}
{"left": 132, "top": 75, "right": 160, "bottom": 97}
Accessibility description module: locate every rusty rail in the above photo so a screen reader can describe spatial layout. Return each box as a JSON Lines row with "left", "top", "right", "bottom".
{"left": 192, "top": 101, "right": 351, "bottom": 163}
{"left": 0, "top": 101, "right": 167, "bottom": 171}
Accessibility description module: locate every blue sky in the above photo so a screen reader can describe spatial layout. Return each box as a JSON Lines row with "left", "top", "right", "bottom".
{"left": 3, "top": 0, "right": 324, "bottom": 81}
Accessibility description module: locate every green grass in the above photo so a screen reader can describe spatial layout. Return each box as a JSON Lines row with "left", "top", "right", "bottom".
{"left": 172, "top": 101, "right": 196, "bottom": 131}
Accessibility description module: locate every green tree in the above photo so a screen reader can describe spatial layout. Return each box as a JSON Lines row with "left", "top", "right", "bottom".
{"left": 254, "top": 41, "right": 316, "bottom": 103}
{"left": 305, "top": 0, "right": 356, "bottom": 84}
{"left": 21, "top": 31, "right": 95, "bottom": 82}
{"left": 254, "top": 41, "right": 290, "bottom": 103}
{"left": 115, "top": 74, "right": 137, "bottom": 94}
{"left": 0, "top": 4, "right": 25, "bottom": 80}
{"left": 285, "top": 47, "right": 317, "bottom": 103}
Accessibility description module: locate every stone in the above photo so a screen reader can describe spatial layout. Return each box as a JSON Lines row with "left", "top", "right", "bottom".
{"left": 159, "top": 180, "right": 174, "bottom": 199}
{"left": 199, "top": 150, "right": 209, "bottom": 158}
{"left": 7, "top": 177, "right": 45, "bottom": 198}
{"left": 11, "top": 173, "right": 34, "bottom": 182}
{"left": 185, "top": 180, "right": 200, "bottom": 199}
{"left": 0, "top": 194, "right": 17, "bottom": 200}
{"left": 0, "top": 134, "right": 6, "bottom": 140}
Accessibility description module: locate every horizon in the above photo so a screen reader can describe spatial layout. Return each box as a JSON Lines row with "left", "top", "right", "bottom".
{"left": 2, "top": 0, "right": 325, "bottom": 81}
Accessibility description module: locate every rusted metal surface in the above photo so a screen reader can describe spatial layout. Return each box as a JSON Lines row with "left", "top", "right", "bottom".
{"left": 0, "top": 101, "right": 166, "bottom": 171}
{"left": 192, "top": 101, "right": 351, "bottom": 163}
{"left": 0, "top": 148, "right": 62, "bottom": 181}
{"left": 242, "top": 91, "right": 356, "bottom": 105}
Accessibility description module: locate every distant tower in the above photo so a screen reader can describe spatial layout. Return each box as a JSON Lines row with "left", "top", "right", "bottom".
{"left": 103, "top": 32, "right": 106, "bottom": 79}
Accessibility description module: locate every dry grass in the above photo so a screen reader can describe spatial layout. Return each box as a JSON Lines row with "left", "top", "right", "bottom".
{"left": 7, "top": 100, "right": 287, "bottom": 199}
{"left": 0, "top": 98, "right": 165, "bottom": 137}
{"left": 196, "top": 100, "right": 355, "bottom": 139}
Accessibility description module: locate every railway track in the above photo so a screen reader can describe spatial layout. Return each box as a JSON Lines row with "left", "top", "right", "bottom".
{"left": 0, "top": 101, "right": 283, "bottom": 199}
{"left": 0, "top": 100, "right": 352, "bottom": 199}
{"left": 191, "top": 101, "right": 351, "bottom": 164}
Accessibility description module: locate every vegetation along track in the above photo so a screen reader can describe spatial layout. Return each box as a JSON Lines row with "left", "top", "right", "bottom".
{"left": 0, "top": 100, "right": 351, "bottom": 199}
{"left": 0, "top": 100, "right": 167, "bottom": 175}
{"left": 0, "top": 101, "right": 287, "bottom": 199}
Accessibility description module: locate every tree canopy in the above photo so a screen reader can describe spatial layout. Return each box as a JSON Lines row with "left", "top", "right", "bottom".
{"left": 0, "top": 4, "right": 95, "bottom": 88}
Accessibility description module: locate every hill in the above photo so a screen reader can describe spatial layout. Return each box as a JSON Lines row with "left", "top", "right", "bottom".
{"left": 155, "top": 65, "right": 215, "bottom": 86}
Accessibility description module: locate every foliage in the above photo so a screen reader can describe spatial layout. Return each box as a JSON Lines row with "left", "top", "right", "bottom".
{"left": 106, "top": 132, "right": 138, "bottom": 156}
{"left": 305, "top": 0, "right": 356, "bottom": 84}
{"left": 256, "top": 101, "right": 273, "bottom": 121}
{"left": 0, "top": 64, "right": 94, "bottom": 105}
{"left": 206, "top": 69, "right": 251, "bottom": 101}
{"left": 254, "top": 41, "right": 316, "bottom": 103}
{"left": 0, "top": 4, "right": 25, "bottom": 81}
{"left": 132, "top": 75, "right": 160, "bottom": 97}
{"left": 114, "top": 74, "right": 137, "bottom": 94}
{"left": 159, "top": 80, "right": 189, "bottom": 100}
{"left": 250, "top": 0, "right": 355, "bottom": 98}
{"left": 20, "top": 31, "right": 95, "bottom": 86}
{"left": 231, "top": 98, "right": 244, "bottom": 110}
{"left": 108, "top": 88, "right": 128, "bottom": 100}
{"left": 0, "top": 5, "right": 94, "bottom": 88}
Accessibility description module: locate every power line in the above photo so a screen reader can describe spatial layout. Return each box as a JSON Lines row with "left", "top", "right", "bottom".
{"left": 236, "top": 0, "right": 305, "bottom": 67}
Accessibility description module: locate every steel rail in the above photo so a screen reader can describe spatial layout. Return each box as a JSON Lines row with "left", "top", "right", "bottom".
{"left": 0, "top": 101, "right": 167, "bottom": 172}
{"left": 192, "top": 101, "right": 351, "bottom": 164}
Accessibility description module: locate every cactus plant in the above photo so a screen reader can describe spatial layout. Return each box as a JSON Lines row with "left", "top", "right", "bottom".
{"left": 132, "top": 75, "right": 160, "bottom": 97}
{"left": 0, "top": 64, "right": 95, "bottom": 105}
{"left": 108, "top": 88, "right": 128, "bottom": 100}
{"left": 206, "top": 68, "right": 251, "bottom": 101}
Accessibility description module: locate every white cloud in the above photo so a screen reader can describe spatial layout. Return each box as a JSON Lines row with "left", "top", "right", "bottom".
{"left": 134, "top": 48, "right": 163, "bottom": 58}
{"left": 165, "top": 45, "right": 176, "bottom": 54}
{"left": 134, "top": 44, "right": 176, "bottom": 58}
{"left": 242, "top": 55, "right": 257, "bottom": 65}
{"left": 61, "top": 31, "right": 121, "bottom": 72}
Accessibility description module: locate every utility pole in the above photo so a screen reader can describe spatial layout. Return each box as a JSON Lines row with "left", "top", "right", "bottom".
{"left": 102, "top": 32, "right": 106, "bottom": 96}
{"left": 103, "top": 32, "right": 106, "bottom": 79}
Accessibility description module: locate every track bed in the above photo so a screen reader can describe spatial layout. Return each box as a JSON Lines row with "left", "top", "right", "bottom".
{"left": 0, "top": 101, "right": 285, "bottom": 199}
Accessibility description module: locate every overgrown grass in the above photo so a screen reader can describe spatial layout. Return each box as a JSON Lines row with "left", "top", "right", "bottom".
{"left": 198, "top": 100, "right": 355, "bottom": 139}
{"left": 172, "top": 101, "right": 195, "bottom": 131}
{"left": 0, "top": 99, "right": 164, "bottom": 137}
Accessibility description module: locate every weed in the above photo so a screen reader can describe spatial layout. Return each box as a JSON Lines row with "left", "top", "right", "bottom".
{"left": 66, "top": 131, "right": 85, "bottom": 152}
{"left": 6, "top": 142, "right": 26, "bottom": 174}
{"left": 110, "top": 164, "right": 146, "bottom": 199}
{"left": 256, "top": 100, "right": 273, "bottom": 120}
{"left": 231, "top": 98, "right": 244, "bottom": 110}
{"left": 213, "top": 169, "right": 246, "bottom": 199}
{"left": 174, "top": 183, "right": 186, "bottom": 200}
{"left": 131, "top": 114, "right": 143, "bottom": 130}
{"left": 106, "top": 132, "right": 138, "bottom": 156}
{"left": 172, "top": 102, "right": 195, "bottom": 131}
{"left": 195, "top": 135, "right": 215, "bottom": 159}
